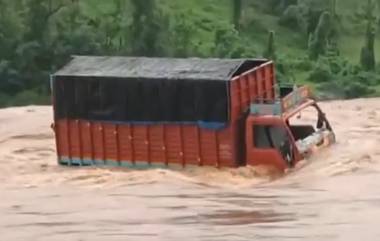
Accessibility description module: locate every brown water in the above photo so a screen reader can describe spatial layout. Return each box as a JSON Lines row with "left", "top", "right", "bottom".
{"left": 1, "top": 99, "right": 380, "bottom": 241}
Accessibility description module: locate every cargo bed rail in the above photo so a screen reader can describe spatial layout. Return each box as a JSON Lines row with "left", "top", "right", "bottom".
{"left": 250, "top": 85, "right": 312, "bottom": 116}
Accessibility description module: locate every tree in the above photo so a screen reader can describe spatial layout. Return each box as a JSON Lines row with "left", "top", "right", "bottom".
{"left": 169, "top": 12, "right": 199, "bottom": 57}
{"left": 129, "top": 0, "right": 168, "bottom": 56}
{"left": 0, "top": 1, "right": 23, "bottom": 59}
{"left": 360, "top": 21, "right": 376, "bottom": 71}
{"left": 279, "top": 5, "right": 304, "bottom": 30}
{"left": 213, "top": 24, "right": 250, "bottom": 58}
{"left": 263, "top": 31, "right": 277, "bottom": 60}
{"left": 52, "top": 2, "right": 103, "bottom": 64}
{"left": 360, "top": 0, "right": 377, "bottom": 71}
{"left": 23, "top": 0, "right": 66, "bottom": 42}
{"left": 265, "top": 0, "right": 297, "bottom": 14}
{"left": 330, "top": 0, "right": 337, "bottom": 16}
{"left": 301, "top": 0, "right": 331, "bottom": 10}
{"left": 232, "top": 0, "right": 242, "bottom": 31}
{"left": 111, "top": 0, "right": 128, "bottom": 50}
{"left": 308, "top": 11, "right": 332, "bottom": 59}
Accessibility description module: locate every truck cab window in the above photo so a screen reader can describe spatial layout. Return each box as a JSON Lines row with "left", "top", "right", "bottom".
{"left": 253, "top": 125, "right": 288, "bottom": 149}
{"left": 253, "top": 125, "right": 272, "bottom": 148}
{"left": 253, "top": 124, "right": 294, "bottom": 165}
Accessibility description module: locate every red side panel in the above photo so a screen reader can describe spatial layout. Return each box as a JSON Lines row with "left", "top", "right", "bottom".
{"left": 230, "top": 80, "right": 241, "bottom": 122}
{"left": 133, "top": 126, "right": 149, "bottom": 162}
{"left": 264, "top": 64, "right": 275, "bottom": 99}
{"left": 69, "top": 120, "right": 81, "bottom": 160}
{"left": 248, "top": 72, "right": 257, "bottom": 103}
{"left": 104, "top": 124, "right": 118, "bottom": 162}
{"left": 118, "top": 125, "right": 134, "bottom": 162}
{"left": 218, "top": 126, "right": 234, "bottom": 167}
{"left": 166, "top": 126, "right": 182, "bottom": 165}
{"left": 92, "top": 123, "right": 104, "bottom": 161}
{"left": 80, "top": 121, "right": 93, "bottom": 160}
{"left": 240, "top": 75, "right": 250, "bottom": 110}
{"left": 230, "top": 62, "right": 276, "bottom": 122}
{"left": 256, "top": 68, "right": 265, "bottom": 100}
{"left": 149, "top": 125, "right": 166, "bottom": 164}
{"left": 182, "top": 126, "right": 201, "bottom": 166}
{"left": 200, "top": 129, "right": 219, "bottom": 167}
{"left": 56, "top": 120, "right": 70, "bottom": 158}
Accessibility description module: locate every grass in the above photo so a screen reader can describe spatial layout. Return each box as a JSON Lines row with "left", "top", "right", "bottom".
{"left": 80, "top": 0, "right": 379, "bottom": 84}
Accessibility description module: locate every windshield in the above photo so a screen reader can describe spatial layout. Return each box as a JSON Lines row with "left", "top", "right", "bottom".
{"left": 286, "top": 104, "right": 330, "bottom": 141}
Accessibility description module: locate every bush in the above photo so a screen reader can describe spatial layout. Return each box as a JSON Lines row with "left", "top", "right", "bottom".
{"left": 341, "top": 78, "right": 375, "bottom": 98}
{"left": 212, "top": 24, "right": 256, "bottom": 58}
{"left": 355, "top": 71, "right": 380, "bottom": 86}
{"left": 8, "top": 89, "right": 50, "bottom": 107}
{"left": 316, "top": 81, "right": 345, "bottom": 99}
{"left": 275, "top": 55, "right": 297, "bottom": 83}
{"left": 308, "top": 57, "right": 333, "bottom": 82}
{"left": 0, "top": 92, "right": 11, "bottom": 107}
{"left": 293, "top": 57, "right": 313, "bottom": 71}
{"left": 316, "top": 70, "right": 377, "bottom": 99}
{"left": 279, "top": 5, "right": 303, "bottom": 30}
{"left": 262, "top": 0, "right": 298, "bottom": 14}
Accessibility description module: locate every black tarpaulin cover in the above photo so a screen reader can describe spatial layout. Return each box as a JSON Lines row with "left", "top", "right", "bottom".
{"left": 52, "top": 56, "right": 265, "bottom": 126}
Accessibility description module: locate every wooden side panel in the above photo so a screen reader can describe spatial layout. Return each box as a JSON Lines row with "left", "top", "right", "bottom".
{"left": 183, "top": 126, "right": 200, "bottom": 166}
{"left": 80, "top": 121, "right": 93, "bottom": 160}
{"left": 166, "top": 126, "right": 182, "bottom": 165}
{"left": 69, "top": 120, "right": 81, "bottom": 160}
{"left": 149, "top": 125, "right": 166, "bottom": 164}
{"left": 230, "top": 62, "right": 276, "bottom": 122}
{"left": 104, "top": 124, "right": 118, "bottom": 162}
{"left": 240, "top": 75, "right": 250, "bottom": 110}
{"left": 132, "top": 126, "right": 149, "bottom": 162}
{"left": 262, "top": 64, "right": 274, "bottom": 100}
{"left": 230, "top": 80, "right": 241, "bottom": 122}
{"left": 56, "top": 120, "right": 70, "bottom": 158}
{"left": 92, "top": 123, "right": 104, "bottom": 161}
{"left": 248, "top": 72, "right": 257, "bottom": 103}
{"left": 200, "top": 129, "right": 219, "bottom": 167}
{"left": 256, "top": 68, "right": 264, "bottom": 101}
{"left": 118, "top": 125, "right": 133, "bottom": 162}
{"left": 217, "top": 126, "right": 235, "bottom": 167}
{"left": 267, "top": 63, "right": 275, "bottom": 99}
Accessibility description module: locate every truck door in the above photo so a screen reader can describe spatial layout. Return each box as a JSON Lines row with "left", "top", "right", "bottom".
{"left": 246, "top": 118, "right": 296, "bottom": 170}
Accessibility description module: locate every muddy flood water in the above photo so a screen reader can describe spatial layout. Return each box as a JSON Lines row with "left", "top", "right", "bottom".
{"left": 1, "top": 98, "right": 380, "bottom": 241}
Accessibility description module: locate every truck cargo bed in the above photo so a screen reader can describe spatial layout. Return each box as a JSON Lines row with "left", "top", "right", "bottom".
{"left": 52, "top": 57, "right": 276, "bottom": 168}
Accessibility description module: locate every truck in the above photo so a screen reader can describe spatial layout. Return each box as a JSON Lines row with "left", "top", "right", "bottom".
{"left": 51, "top": 56, "right": 335, "bottom": 171}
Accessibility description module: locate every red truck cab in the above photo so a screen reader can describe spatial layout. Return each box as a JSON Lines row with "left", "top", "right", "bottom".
{"left": 246, "top": 86, "right": 335, "bottom": 170}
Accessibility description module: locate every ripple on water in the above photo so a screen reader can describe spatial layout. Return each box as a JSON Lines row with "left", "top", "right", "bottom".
{"left": 167, "top": 209, "right": 296, "bottom": 226}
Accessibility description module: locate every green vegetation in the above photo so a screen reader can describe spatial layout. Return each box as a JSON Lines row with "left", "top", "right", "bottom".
{"left": 264, "top": 31, "right": 277, "bottom": 60}
{"left": 0, "top": 0, "right": 380, "bottom": 107}
{"left": 360, "top": 0, "right": 377, "bottom": 71}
